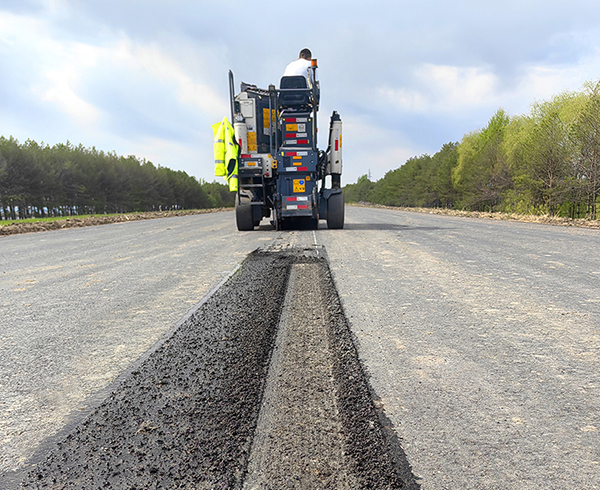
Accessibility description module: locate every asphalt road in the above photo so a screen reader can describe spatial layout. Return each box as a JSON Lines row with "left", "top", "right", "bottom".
{"left": 1, "top": 207, "right": 599, "bottom": 489}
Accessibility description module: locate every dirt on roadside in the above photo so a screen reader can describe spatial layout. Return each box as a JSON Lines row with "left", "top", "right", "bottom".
{"left": 0, "top": 209, "right": 233, "bottom": 237}
{"left": 352, "top": 203, "right": 600, "bottom": 230}
{"left": 4, "top": 205, "right": 598, "bottom": 237}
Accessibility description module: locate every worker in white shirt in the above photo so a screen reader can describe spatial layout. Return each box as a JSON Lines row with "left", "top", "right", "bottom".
{"left": 283, "top": 48, "right": 312, "bottom": 80}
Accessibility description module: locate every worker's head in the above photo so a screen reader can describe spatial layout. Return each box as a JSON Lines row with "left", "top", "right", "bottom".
{"left": 299, "top": 48, "right": 312, "bottom": 60}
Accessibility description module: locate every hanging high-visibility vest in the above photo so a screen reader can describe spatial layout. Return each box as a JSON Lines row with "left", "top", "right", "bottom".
{"left": 212, "top": 117, "right": 239, "bottom": 191}
{"left": 212, "top": 119, "right": 227, "bottom": 177}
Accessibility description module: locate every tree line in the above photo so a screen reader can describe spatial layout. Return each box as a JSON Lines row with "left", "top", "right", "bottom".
{"left": 0, "top": 137, "right": 233, "bottom": 220}
{"left": 345, "top": 80, "right": 600, "bottom": 219}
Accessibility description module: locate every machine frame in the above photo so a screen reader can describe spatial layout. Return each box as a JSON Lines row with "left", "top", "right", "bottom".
{"left": 228, "top": 68, "right": 344, "bottom": 231}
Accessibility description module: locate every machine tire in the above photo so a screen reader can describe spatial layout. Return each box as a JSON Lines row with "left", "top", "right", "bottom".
{"left": 235, "top": 194, "right": 254, "bottom": 231}
{"left": 326, "top": 192, "right": 344, "bottom": 229}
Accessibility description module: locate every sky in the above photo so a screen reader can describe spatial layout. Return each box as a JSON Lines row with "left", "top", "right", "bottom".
{"left": 2, "top": 0, "right": 600, "bottom": 185}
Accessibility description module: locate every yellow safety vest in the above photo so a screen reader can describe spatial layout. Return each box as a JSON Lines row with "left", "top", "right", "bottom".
{"left": 212, "top": 119, "right": 226, "bottom": 177}
{"left": 212, "top": 117, "right": 239, "bottom": 191}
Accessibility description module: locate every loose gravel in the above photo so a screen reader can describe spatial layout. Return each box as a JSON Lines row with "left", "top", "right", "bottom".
{"left": 15, "top": 248, "right": 417, "bottom": 489}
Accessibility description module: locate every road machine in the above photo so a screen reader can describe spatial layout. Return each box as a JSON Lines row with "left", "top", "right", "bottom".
{"left": 228, "top": 62, "right": 344, "bottom": 230}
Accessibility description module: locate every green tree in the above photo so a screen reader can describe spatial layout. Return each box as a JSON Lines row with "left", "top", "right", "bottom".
{"left": 431, "top": 142, "right": 459, "bottom": 208}
{"left": 453, "top": 109, "right": 512, "bottom": 211}
{"left": 0, "top": 137, "right": 226, "bottom": 219}
{"left": 571, "top": 81, "right": 600, "bottom": 218}
{"left": 343, "top": 174, "right": 376, "bottom": 203}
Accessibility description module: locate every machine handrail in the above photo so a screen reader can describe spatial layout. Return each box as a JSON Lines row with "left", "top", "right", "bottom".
{"left": 228, "top": 70, "right": 236, "bottom": 123}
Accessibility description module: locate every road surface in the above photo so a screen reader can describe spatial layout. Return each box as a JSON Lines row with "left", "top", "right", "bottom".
{"left": 1, "top": 206, "right": 599, "bottom": 489}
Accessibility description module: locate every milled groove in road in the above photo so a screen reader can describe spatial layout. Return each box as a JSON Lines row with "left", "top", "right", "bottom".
{"left": 16, "top": 248, "right": 418, "bottom": 489}
{"left": 243, "top": 260, "right": 418, "bottom": 489}
{"left": 243, "top": 262, "right": 354, "bottom": 489}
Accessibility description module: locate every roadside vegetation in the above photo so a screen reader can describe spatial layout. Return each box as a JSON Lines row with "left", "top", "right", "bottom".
{"left": 0, "top": 213, "right": 124, "bottom": 226}
{"left": 0, "top": 209, "right": 231, "bottom": 236}
{"left": 0, "top": 138, "right": 233, "bottom": 220}
{"left": 345, "top": 80, "right": 600, "bottom": 220}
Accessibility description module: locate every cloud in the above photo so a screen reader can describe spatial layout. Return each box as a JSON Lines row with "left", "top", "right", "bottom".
{"left": 341, "top": 115, "right": 427, "bottom": 182}
{"left": 378, "top": 64, "right": 499, "bottom": 114}
{"left": 108, "top": 38, "right": 228, "bottom": 118}
{"left": 0, "top": 11, "right": 104, "bottom": 131}
{"left": 37, "top": 44, "right": 104, "bottom": 128}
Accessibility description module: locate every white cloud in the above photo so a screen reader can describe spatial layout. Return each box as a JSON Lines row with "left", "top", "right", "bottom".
{"left": 1, "top": 11, "right": 103, "bottom": 129}
{"left": 110, "top": 38, "right": 228, "bottom": 118}
{"left": 509, "top": 46, "right": 600, "bottom": 111}
{"left": 37, "top": 42, "right": 105, "bottom": 128}
{"left": 0, "top": 7, "right": 229, "bottom": 181}
{"left": 123, "top": 134, "right": 206, "bottom": 174}
{"left": 377, "top": 87, "right": 429, "bottom": 113}
{"left": 342, "top": 115, "right": 426, "bottom": 182}
{"left": 40, "top": 68, "right": 103, "bottom": 127}
{"left": 378, "top": 63, "right": 499, "bottom": 114}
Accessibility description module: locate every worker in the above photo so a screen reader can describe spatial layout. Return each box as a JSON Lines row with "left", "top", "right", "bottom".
{"left": 283, "top": 48, "right": 312, "bottom": 80}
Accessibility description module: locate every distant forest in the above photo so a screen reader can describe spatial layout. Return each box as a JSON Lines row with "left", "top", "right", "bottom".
{"left": 345, "top": 80, "right": 600, "bottom": 219}
{"left": 0, "top": 137, "right": 233, "bottom": 220}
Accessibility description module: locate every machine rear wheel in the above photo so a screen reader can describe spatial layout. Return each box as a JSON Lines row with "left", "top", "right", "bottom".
{"left": 235, "top": 194, "right": 254, "bottom": 231}
{"left": 326, "top": 192, "right": 344, "bottom": 229}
